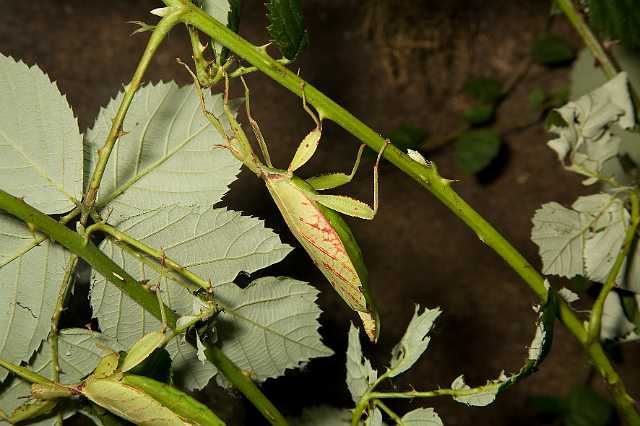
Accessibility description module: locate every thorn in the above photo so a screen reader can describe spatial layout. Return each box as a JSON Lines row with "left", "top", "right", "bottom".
{"left": 128, "top": 21, "right": 156, "bottom": 36}
{"left": 256, "top": 43, "right": 272, "bottom": 54}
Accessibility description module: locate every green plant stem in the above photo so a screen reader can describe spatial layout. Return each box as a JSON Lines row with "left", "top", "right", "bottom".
{"left": 555, "top": 0, "right": 617, "bottom": 78}
{"left": 372, "top": 400, "right": 402, "bottom": 424}
{"left": 0, "top": 358, "right": 54, "bottom": 386}
{"left": 588, "top": 192, "right": 640, "bottom": 344}
{"left": 84, "top": 222, "right": 212, "bottom": 290}
{"left": 80, "top": 10, "right": 183, "bottom": 223}
{"left": 204, "top": 344, "right": 287, "bottom": 426}
{"left": 163, "top": 2, "right": 639, "bottom": 422}
{"left": 0, "top": 190, "right": 286, "bottom": 426}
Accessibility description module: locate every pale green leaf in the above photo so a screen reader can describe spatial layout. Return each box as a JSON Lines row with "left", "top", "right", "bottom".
{"left": 451, "top": 374, "right": 503, "bottom": 407}
{"left": 570, "top": 47, "right": 640, "bottom": 187}
{"left": 345, "top": 323, "right": 377, "bottom": 404}
{"left": 401, "top": 408, "right": 443, "bottom": 426}
{"left": 0, "top": 330, "right": 120, "bottom": 425}
{"left": 0, "top": 54, "right": 82, "bottom": 214}
{"left": 0, "top": 216, "right": 69, "bottom": 383}
{"left": 289, "top": 406, "right": 352, "bottom": 426}
{"left": 574, "top": 194, "right": 628, "bottom": 284}
{"left": 558, "top": 287, "right": 580, "bottom": 304}
{"left": 90, "top": 207, "right": 293, "bottom": 389}
{"left": 531, "top": 202, "right": 585, "bottom": 278}
{"left": 365, "top": 407, "right": 383, "bottom": 426}
{"left": 601, "top": 292, "right": 640, "bottom": 341}
{"left": 531, "top": 194, "right": 629, "bottom": 283}
{"left": 216, "top": 277, "right": 333, "bottom": 383}
{"left": 388, "top": 305, "right": 441, "bottom": 378}
{"left": 85, "top": 82, "right": 241, "bottom": 224}
{"left": 548, "top": 72, "right": 633, "bottom": 184}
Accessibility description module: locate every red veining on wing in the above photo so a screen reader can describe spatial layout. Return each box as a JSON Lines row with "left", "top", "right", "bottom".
{"left": 297, "top": 208, "right": 347, "bottom": 256}
{"left": 322, "top": 261, "right": 361, "bottom": 306}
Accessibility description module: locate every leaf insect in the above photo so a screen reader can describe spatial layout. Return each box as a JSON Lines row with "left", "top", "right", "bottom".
{"left": 0, "top": 290, "right": 223, "bottom": 425}
{"left": 185, "top": 63, "right": 388, "bottom": 342}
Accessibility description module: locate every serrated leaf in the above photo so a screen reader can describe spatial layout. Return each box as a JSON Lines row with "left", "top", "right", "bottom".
{"left": 530, "top": 34, "right": 576, "bottom": 65}
{"left": 454, "top": 129, "right": 501, "bottom": 174}
{"left": 345, "top": 323, "right": 377, "bottom": 404}
{"left": 587, "top": 0, "right": 640, "bottom": 50}
{"left": 266, "top": 0, "right": 309, "bottom": 60}
{"left": 216, "top": 277, "right": 333, "bottom": 383}
{"left": 85, "top": 82, "right": 241, "bottom": 224}
{"left": 548, "top": 72, "right": 633, "bottom": 184}
{"left": 558, "top": 287, "right": 580, "bottom": 303}
{"left": 570, "top": 47, "right": 640, "bottom": 184}
{"left": 451, "top": 374, "right": 502, "bottom": 407}
{"left": 0, "top": 54, "right": 83, "bottom": 214}
{"left": 90, "top": 206, "right": 293, "bottom": 389}
{"left": 0, "top": 330, "right": 120, "bottom": 425}
{"left": 401, "top": 408, "right": 443, "bottom": 426}
{"left": 0, "top": 216, "right": 69, "bottom": 383}
{"left": 576, "top": 194, "right": 629, "bottom": 283}
{"left": 289, "top": 406, "right": 352, "bottom": 426}
{"left": 388, "top": 305, "right": 441, "bottom": 378}
{"left": 462, "top": 78, "right": 503, "bottom": 103}
{"left": 531, "top": 194, "right": 628, "bottom": 283}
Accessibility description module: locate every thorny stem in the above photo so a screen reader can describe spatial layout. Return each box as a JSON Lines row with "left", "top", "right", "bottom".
{"left": 83, "top": 222, "right": 212, "bottom": 291}
{"left": 555, "top": 0, "right": 617, "bottom": 79}
{"left": 45, "top": 14, "right": 184, "bottom": 413}
{"left": 161, "top": 1, "right": 640, "bottom": 422}
{"left": 588, "top": 192, "right": 640, "bottom": 344}
{"left": 556, "top": 0, "right": 640, "bottom": 123}
{"left": 0, "top": 190, "right": 286, "bottom": 426}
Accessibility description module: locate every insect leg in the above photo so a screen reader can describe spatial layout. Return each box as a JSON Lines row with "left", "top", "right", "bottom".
{"left": 306, "top": 144, "right": 366, "bottom": 190}
{"left": 372, "top": 139, "right": 390, "bottom": 216}
{"left": 287, "top": 84, "right": 324, "bottom": 173}
{"left": 240, "top": 76, "right": 273, "bottom": 167}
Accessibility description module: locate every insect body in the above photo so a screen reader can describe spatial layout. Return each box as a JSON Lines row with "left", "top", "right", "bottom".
{"left": 192, "top": 72, "right": 387, "bottom": 342}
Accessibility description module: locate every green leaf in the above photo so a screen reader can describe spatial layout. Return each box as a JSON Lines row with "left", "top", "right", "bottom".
{"left": 531, "top": 194, "right": 629, "bottom": 283}
{"left": 462, "top": 103, "right": 495, "bottom": 125}
{"left": 90, "top": 206, "right": 294, "bottom": 389}
{"left": 587, "top": 0, "right": 640, "bottom": 50}
{"left": 0, "top": 216, "right": 69, "bottom": 383}
{"left": 345, "top": 323, "right": 377, "bottom": 404}
{"left": 85, "top": 83, "right": 241, "bottom": 224}
{"left": 454, "top": 129, "right": 501, "bottom": 174}
{"left": 216, "top": 276, "right": 333, "bottom": 383}
{"left": 462, "top": 78, "right": 503, "bottom": 103}
{"left": 565, "top": 386, "right": 613, "bottom": 426}
{"left": 387, "top": 305, "right": 441, "bottom": 378}
{"left": 266, "top": 0, "right": 309, "bottom": 60}
{"left": 385, "top": 124, "right": 426, "bottom": 150}
{"left": 529, "top": 87, "right": 547, "bottom": 111}
{"left": 530, "top": 34, "right": 576, "bottom": 65}
{"left": 0, "top": 54, "right": 83, "bottom": 214}
{"left": 289, "top": 406, "right": 352, "bottom": 426}
{"left": 0, "top": 330, "right": 120, "bottom": 425}
{"left": 401, "top": 408, "right": 443, "bottom": 425}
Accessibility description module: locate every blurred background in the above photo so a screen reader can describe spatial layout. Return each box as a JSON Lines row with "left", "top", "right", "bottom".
{"left": 2, "top": 1, "right": 638, "bottom": 424}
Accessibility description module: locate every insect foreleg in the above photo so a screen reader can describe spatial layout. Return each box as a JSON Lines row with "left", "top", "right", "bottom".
{"left": 287, "top": 84, "right": 323, "bottom": 173}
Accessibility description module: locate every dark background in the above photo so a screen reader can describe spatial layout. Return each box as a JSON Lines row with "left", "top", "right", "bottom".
{"left": 2, "top": 1, "right": 639, "bottom": 424}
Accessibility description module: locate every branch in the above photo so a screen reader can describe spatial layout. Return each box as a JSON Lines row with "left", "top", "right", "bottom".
{"left": 0, "top": 190, "right": 286, "bottom": 425}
